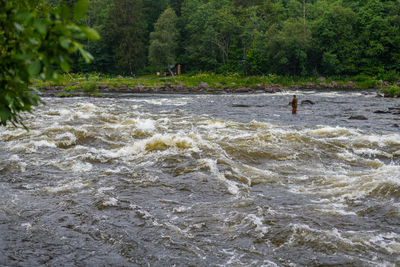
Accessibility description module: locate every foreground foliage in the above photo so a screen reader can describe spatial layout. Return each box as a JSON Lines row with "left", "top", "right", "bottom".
{"left": 0, "top": 0, "right": 98, "bottom": 126}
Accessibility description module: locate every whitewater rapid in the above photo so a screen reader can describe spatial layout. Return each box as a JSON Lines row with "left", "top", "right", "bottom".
{"left": 0, "top": 91, "right": 399, "bottom": 266}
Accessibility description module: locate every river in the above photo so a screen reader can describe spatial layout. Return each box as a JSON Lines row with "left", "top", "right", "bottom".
{"left": 1, "top": 91, "right": 400, "bottom": 266}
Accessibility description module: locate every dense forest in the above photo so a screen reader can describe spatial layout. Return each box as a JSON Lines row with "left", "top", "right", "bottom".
{"left": 49, "top": 0, "right": 400, "bottom": 79}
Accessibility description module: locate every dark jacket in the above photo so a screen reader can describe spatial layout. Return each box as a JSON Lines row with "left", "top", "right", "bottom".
{"left": 291, "top": 98, "right": 298, "bottom": 108}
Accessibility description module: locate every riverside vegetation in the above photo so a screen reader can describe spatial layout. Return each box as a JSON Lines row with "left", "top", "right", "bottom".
{"left": 34, "top": 73, "right": 400, "bottom": 97}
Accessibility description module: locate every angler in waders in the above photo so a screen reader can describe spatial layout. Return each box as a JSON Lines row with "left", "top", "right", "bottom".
{"left": 290, "top": 95, "right": 298, "bottom": 114}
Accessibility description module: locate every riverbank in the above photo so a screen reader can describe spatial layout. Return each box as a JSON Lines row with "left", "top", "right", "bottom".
{"left": 34, "top": 73, "right": 400, "bottom": 97}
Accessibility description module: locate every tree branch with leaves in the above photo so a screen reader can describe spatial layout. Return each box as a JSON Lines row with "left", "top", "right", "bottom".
{"left": 0, "top": 0, "right": 99, "bottom": 127}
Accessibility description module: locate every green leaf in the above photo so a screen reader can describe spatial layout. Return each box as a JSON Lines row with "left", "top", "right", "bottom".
{"left": 15, "top": 12, "right": 33, "bottom": 22}
{"left": 34, "top": 21, "right": 47, "bottom": 35}
{"left": 78, "top": 47, "right": 93, "bottom": 63}
{"left": 74, "top": 0, "right": 89, "bottom": 22}
{"left": 29, "top": 38, "right": 40, "bottom": 45}
{"left": 60, "top": 5, "right": 71, "bottom": 21}
{"left": 59, "top": 36, "right": 70, "bottom": 49}
{"left": 60, "top": 59, "right": 70, "bottom": 72}
{"left": 15, "top": 54, "right": 33, "bottom": 61}
{"left": 28, "top": 61, "right": 41, "bottom": 76}
{"left": 14, "top": 23, "right": 24, "bottom": 31}
{"left": 80, "top": 26, "right": 100, "bottom": 40}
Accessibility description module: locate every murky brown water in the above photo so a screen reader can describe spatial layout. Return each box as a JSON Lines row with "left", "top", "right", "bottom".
{"left": 1, "top": 91, "right": 400, "bottom": 266}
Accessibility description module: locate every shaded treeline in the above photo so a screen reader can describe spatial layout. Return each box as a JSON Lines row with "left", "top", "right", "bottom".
{"left": 48, "top": 0, "right": 400, "bottom": 79}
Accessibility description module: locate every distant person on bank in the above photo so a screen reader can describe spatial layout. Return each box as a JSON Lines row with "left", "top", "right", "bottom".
{"left": 290, "top": 95, "right": 298, "bottom": 114}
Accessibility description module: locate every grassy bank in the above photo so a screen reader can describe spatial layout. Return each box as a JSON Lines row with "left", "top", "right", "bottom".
{"left": 33, "top": 73, "right": 400, "bottom": 96}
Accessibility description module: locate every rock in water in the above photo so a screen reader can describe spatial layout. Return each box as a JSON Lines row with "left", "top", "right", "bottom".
{"left": 349, "top": 115, "right": 368, "bottom": 120}
{"left": 301, "top": 100, "right": 315, "bottom": 105}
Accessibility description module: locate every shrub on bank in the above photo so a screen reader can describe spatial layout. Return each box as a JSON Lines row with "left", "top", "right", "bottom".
{"left": 380, "top": 85, "right": 400, "bottom": 97}
{"left": 81, "top": 82, "right": 98, "bottom": 95}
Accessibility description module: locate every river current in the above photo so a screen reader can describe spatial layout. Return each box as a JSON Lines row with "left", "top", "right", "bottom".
{"left": 1, "top": 91, "right": 400, "bottom": 266}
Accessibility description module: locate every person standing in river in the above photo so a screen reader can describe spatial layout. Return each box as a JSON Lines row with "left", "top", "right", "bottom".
{"left": 290, "top": 95, "right": 298, "bottom": 114}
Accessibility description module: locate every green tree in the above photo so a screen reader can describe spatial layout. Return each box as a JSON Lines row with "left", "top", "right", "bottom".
{"left": 357, "top": 0, "right": 397, "bottom": 74}
{"left": 148, "top": 8, "right": 179, "bottom": 75}
{"left": 108, "top": 0, "right": 147, "bottom": 73}
{"left": 0, "top": 0, "right": 98, "bottom": 126}
{"left": 72, "top": 0, "right": 114, "bottom": 73}
{"left": 265, "top": 18, "right": 312, "bottom": 75}
{"left": 241, "top": 1, "right": 281, "bottom": 74}
{"left": 181, "top": 0, "right": 218, "bottom": 71}
{"left": 181, "top": 0, "right": 240, "bottom": 72}
{"left": 311, "top": 4, "right": 358, "bottom": 74}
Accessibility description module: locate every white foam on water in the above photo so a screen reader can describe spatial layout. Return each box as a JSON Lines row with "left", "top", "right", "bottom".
{"left": 126, "top": 98, "right": 189, "bottom": 106}
{"left": 173, "top": 206, "right": 192, "bottom": 213}
{"left": 303, "top": 125, "right": 360, "bottom": 137}
{"left": 73, "top": 111, "right": 91, "bottom": 119}
{"left": 353, "top": 148, "right": 392, "bottom": 158}
{"left": 135, "top": 118, "right": 155, "bottom": 132}
{"left": 0, "top": 128, "right": 41, "bottom": 142}
{"left": 336, "top": 151, "right": 359, "bottom": 162}
{"left": 59, "top": 108, "right": 72, "bottom": 119}
{"left": 97, "top": 148, "right": 121, "bottom": 160}
{"left": 283, "top": 90, "right": 365, "bottom": 98}
{"left": 290, "top": 163, "right": 400, "bottom": 203}
{"left": 97, "top": 187, "right": 115, "bottom": 195}
{"left": 21, "top": 223, "right": 32, "bottom": 231}
{"left": 115, "top": 133, "right": 199, "bottom": 157}
{"left": 53, "top": 159, "right": 93, "bottom": 173}
{"left": 104, "top": 167, "right": 124, "bottom": 174}
{"left": 9, "top": 155, "right": 20, "bottom": 161}
{"left": 369, "top": 232, "right": 400, "bottom": 255}
{"left": 222, "top": 250, "right": 245, "bottom": 266}
{"left": 203, "top": 120, "right": 227, "bottom": 129}
{"left": 8, "top": 142, "right": 36, "bottom": 153}
{"left": 58, "top": 105, "right": 95, "bottom": 121}
{"left": 260, "top": 260, "right": 280, "bottom": 267}
{"left": 356, "top": 133, "right": 400, "bottom": 147}
{"left": 79, "top": 102, "right": 98, "bottom": 112}
{"left": 32, "top": 140, "right": 57, "bottom": 148}
{"left": 245, "top": 214, "right": 269, "bottom": 237}
{"left": 285, "top": 223, "right": 360, "bottom": 249}
{"left": 103, "top": 197, "right": 118, "bottom": 206}
{"left": 71, "top": 161, "right": 93, "bottom": 173}
{"left": 55, "top": 132, "right": 77, "bottom": 146}
{"left": 203, "top": 158, "right": 240, "bottom": 195}
{"left": 129, "top": 204, "right": 154, "bottom": 220}
{"left": 312, "top": 203, "right": 357, "bottom": 216}
{"left": 45, "top": 179, "right": 87, "bottom": 193}
{"left": 18, "top": 162, "right": 27, "bottom": 172}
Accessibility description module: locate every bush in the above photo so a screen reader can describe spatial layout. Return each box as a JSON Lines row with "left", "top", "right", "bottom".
{"left": 380, "top": 85, "right": 400, "bottom": 97}
{"left": 81, "top": 82, "right": 98, "bottom": 95}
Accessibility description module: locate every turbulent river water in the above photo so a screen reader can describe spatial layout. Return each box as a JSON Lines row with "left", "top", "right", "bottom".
{"left": 1, "top": 91, "right": 400, "bottom": 266}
